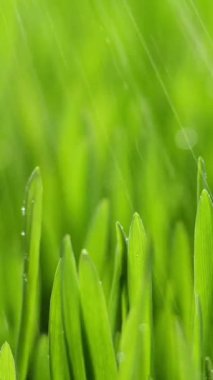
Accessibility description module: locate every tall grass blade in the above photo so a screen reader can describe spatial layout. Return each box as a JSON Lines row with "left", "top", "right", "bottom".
{"left": 194, "top": 189, "right": 213, "bottom": 356}
{"left": 49, "top": 261, "right": 70, "bottom": 380}
{"left": 61, "top": 235, "right": 86, "bottom": 380}
{"left": 79, "top": 250, "right": 117, "bottom": 380}
{"left": 16, "top": 167, "right": 42, "bottom": 380}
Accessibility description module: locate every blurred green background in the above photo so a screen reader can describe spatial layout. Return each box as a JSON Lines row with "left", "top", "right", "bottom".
{"left": 0, "top": 0, "right": 213, "bottom": 347}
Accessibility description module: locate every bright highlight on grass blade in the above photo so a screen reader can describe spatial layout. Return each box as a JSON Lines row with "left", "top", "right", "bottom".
{"left": 194, "top": 189, "right": 213, "bottom": 357}
{"left": 0, "top": 342, "right": 16, "bottom": 380}
{"left": 61, "top": 235, "right": 86, "bottom": 380}
{"left": 16, "top": 167, "right": 42, "bottom": 380}
{"left": 79, "top": 250, "right": 117, "bottom": 380}
{"left": 49, "top": 260, "right": 70, "bottom": 380}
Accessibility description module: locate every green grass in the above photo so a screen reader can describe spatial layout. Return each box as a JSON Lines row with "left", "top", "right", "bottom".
{"left": 0, "top": 159, "right": 212, "bottom": 379}
{"left": 1, "top": 0, "right": 213, "bottom": 378}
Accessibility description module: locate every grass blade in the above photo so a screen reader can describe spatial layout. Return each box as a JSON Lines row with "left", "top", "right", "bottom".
{"left": 16, "top": 167, "right": 42, "bottom": 380}
{"left": 79, "top": 250, "right": 117, "bottom": 380}
{"left": 128, "top": 213, "right": 147, "bottom": 307}
{"left": 118, "top": 274, "right": 152, "bottom": 380}
{"left": 0, "top": 342, "right": 16, "bottom": 380}
{"left": 49, "top": 260, "right": 70, "bottom": 380}
{"left": 122, "top": 212, "right": 151, "bottom": 378}
{"left": 171, "top": 222, "right": 193, "bottom": 339}
{"left": 31, "top": 335, "right": 50, "bottom": 380}
{"left": 61, "top": 235, "right": 86, "bottom": 380}
{"left": 197, "top": 157, "right": 208, "bottom": 204}
{"left": 194, "top": 189, "right": 213, "bottom": 356}
{"left": 193, "top": 295, "right": 203, "bottom": 379}
{"left": 108, "top": 222, "right": 128, "bottom": 342}
{"left": 155, "top": 299, "right": 195, "bottom": 380}
{"left": 84, "top": 200, "right": 110, "bottom": 295}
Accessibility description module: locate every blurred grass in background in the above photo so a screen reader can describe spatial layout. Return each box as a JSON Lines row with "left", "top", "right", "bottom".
{"left": 0, "top": 0, "right": 213, "bottom": 357}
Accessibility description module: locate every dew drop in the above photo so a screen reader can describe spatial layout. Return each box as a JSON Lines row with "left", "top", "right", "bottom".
{"left": 21, "top": 206, "right": 26, "bottom": 216}
{"left": 21, "top": 231, "right": 26, "bottom": 237}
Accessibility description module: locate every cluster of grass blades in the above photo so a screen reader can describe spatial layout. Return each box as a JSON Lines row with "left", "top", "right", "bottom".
{"left": 0, "top": 156, "right": 213, "bottom": 380}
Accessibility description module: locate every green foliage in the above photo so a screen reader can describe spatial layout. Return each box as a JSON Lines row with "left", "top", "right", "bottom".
{"left": 1, "top": 1, "right": 213, "bottom": 378}
{"left": 2, "top": 157, "right": 211, "bottom": 379}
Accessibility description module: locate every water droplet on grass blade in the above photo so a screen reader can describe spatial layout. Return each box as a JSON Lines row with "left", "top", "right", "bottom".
{"left": 82, "top": 249, "right": 88, "bottom": 256}
{"left": 23, "top": 273, "right": 28, "bottom": 283}
{"left": 21, "top": 231, "right": 26, "bottom": 237}
{"left": 21, "top": 207, "right": 26, "bottom": 216}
